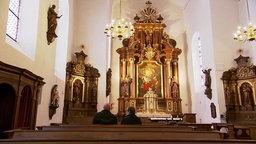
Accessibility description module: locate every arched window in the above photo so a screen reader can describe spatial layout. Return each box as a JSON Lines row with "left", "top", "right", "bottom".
{"left": 192, "top": 32, "right": 204, "bottom": 92}
{"left": 197, "top": 36, "right": 204, "bottom": 87}
{"left": 5, "top": 0, "right": 39, "bottom": 60}
{"left": 6, "top": 0, "right": 21, "bottom": 41}
{"left": 191, "top": 32, "right": 205, "bottom": 122}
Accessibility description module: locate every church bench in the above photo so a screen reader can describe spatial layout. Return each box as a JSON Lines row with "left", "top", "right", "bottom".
{"left": 49, "top": 123, "right": 205, "bottom": 131}
{"left": 7, "top": 129, "right": 222, "bottom": 141}
{"left": 212, "top": 123, "right": 256, "bottom": 139}
{"left": 41, "top": 123, "right": 256, "bottom": 139}
{"left": 37, "top": 124, "right": 195, "bottom": 131}
{"left": 2, "top": 127, "right": 256, "bottom": 144}
{"left": 170, "top": 123, "right": 213, "bottom": 131}
{"left": 1, "top": 138, "right": 256, "bottom": 144}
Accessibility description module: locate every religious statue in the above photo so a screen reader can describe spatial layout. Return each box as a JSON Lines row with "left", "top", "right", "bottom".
{"left": 106, "top": 68, "right": 112, "bottom": 97}
{"left": 49, "top": 84, "right": 59, "bottom": 119}
{"left": 171, "top": 81, "right": 179, "bottom": 98}
{"left": 50, "top": 84, "right": 59, "bottom": 108}
{"left": 91, "top": 81, "right": 98, "bottom": 102}
{"left": 121, "top": 82, "right": 129, "bottom": 97}
{"left": 203, "top": 69, "right": 212, "bottom": 88}
{"left": 73, "top": 80, "right": 82, "bottom": 103}
{"left": 210, "top": 103, "right": 217, "bottom": 118}
{"left": 128, "top": 34, "right": 140, "bottom": 48}
{"left": 47, "top": 4, "right": 62, "bottom": 45}
{"left": 144, "top": 87, "right": 158, "bottom": 113}
{"left": 224, "top": 86, "right": 233, "bottom": 105}
{"left": 145, "top": 30, "right": 152, "bottom": 46}
{"left": 240, "top": 83, "right": 253, "bottom": 109}
{"left": 203, "top": 68, "right": 212, "bottom": 99}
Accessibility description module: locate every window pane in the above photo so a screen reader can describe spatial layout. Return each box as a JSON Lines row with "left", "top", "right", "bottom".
{"left": 9, "top": 0, "right": 20, "bottom": 16}
{"left": 6, "top": 12, "right": 18, "bottom": 40}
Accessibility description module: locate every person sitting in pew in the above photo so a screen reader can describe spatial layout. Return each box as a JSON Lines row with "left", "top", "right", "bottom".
{"left": 121, "top": 106, "right": 142, "bottom": 125}
{"left": 92, "top": 103, "right": 117, "bottom": 124}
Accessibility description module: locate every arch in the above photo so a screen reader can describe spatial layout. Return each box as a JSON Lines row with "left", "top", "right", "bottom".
{"left": 239, "top": 82, "right": 254, "bottom": 106}
{"left": 17, "top": 85, "right": 33, "bottom": 129}
{"left": 71, "top": 78, "right": 85, "bottom": 102}
{"left": 0, "top": 83, "right": 16, "bottom": 132}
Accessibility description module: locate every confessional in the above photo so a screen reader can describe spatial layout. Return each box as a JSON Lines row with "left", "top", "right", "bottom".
{"left": 116, "top": 1, "right": 183, "bottom": 117}
{"left": 221, "top": 55, "right": 256, "bottom": 124}
{"left": 0, "top": 61, "right": 45, "bottom": 132}
{"left": 63, "top": 51, "right": 100, "bottom": 123}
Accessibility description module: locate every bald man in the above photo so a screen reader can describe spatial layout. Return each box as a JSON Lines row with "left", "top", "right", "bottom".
{"left": 92, "top": 103, "right": 117, "bottom": 124}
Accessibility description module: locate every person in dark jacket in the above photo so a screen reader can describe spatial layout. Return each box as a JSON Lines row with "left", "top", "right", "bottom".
{"left": 121, "top": 106, "right": 142, "bottom": 125}
{"left": 92, "top": 103, "right": 117, "bottom": 124}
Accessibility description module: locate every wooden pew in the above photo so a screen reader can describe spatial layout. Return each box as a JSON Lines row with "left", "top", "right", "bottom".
{"left": 1, "top": 138, "right": 256, "bottom": 144}
{"left": 2, "top": 124, "right": 256, "bottom": 144}
{"left": 37, "top": 124, "right": 196, "bottom": 132}
{"left": 48, "top": 123, "right": 204, "bottom": 131}
{"left": 7, "top": 129, "right": 222, "bottom": 140}
{"left": 1, "top": 130, "right": 256, "bottom": 144}
{"left": 38, "top": 123, "right": 256, "bottom": 140}
{"left": 170, "top": 123, "right": 213, "bottom": 131}
{"left": 212, "top": 123, "right": 256, "bottom": 140}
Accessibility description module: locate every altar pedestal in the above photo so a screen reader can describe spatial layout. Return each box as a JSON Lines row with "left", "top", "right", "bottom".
{"left": 144, "top": 89, "right": 158, "bottom": 113}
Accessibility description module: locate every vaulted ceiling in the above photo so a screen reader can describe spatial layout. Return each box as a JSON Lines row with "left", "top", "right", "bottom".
{"left": 172, "top": 0, "right": 190, "bottom": 9}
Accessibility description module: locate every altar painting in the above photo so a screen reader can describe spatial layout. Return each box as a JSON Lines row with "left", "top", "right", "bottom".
{"left": 137, "top": 61, "right": 162, "bottom": 97}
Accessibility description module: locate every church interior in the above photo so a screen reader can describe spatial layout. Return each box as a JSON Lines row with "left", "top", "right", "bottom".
{"left": 1, "top": 0, "right": 256, "bottom": 143}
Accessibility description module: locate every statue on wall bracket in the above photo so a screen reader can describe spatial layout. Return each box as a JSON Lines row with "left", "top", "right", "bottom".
{"left": 106, "top": 68, "right": 112, "bottom": 97}
{"left": 203, "top": 68, "right": 212, "bottom": 99}
{"left": 47, "top": 4, "right": 62, "bottom": 45}
{"left": 210, "top": 102, "right": 216, "bottom": 118}
{"left": 49, "top": 84, "right": 59, "bottom": 119}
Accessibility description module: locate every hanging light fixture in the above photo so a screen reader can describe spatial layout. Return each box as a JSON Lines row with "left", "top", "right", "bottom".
{"left": 104, "top": 0, "right": 134, "bottom": 40}
{"left": 233, "top": 0, "right": 256, "bottom": 42}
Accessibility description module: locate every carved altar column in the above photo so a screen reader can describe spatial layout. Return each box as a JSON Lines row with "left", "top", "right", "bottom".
{"left": 164, "top": 48, "right": 182, "bottom": 116}
{"left": 128, "top": 57, "right": 137, "bottom": 111}
{"left": 116, "top": 41, "right": 137, "bottom": 116}
{"left": 126, "top": 48, "right": 136, "bottom": 99}
{"left": 173, "top": 49, "right": 182, "bottom": 116}
{"left": 129, "top": 59, "right": 135, "bottom": 96}
{"left": 162, "top": 48, "right": 173, "bottom": 99}
{"left": 172, "top": 48, "right": 182, "bottom": 83}
{"left": 117, "top": 47, "right": 128, "bottom": 116}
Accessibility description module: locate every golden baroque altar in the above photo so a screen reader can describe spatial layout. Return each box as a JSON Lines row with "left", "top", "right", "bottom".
{"left": 116, "top": 1, "right": 182, "bottom": 117}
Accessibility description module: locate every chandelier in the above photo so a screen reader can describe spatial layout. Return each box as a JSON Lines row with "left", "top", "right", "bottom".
{"left": 233, "top": 0, "right": 256, "bottom": 42}
{"left": 104, "top": 0, "right": 134, "bottom": 40}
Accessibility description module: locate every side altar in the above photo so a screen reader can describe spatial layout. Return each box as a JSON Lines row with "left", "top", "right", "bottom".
{"left": 63, "top": 51, "right": 100, "bottom": 123}
{"left": 116, "top": 1, "right": 182, "bottom": 118}
{"left": 221, "top": 55, "right": 256, "bottom": 124}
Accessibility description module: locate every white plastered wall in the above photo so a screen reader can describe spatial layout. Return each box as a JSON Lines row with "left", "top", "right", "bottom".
{"left": 184, "top": 0, "right": 241, "bottom": 123}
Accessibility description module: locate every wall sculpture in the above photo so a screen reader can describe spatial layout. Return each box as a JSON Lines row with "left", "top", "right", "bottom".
{"left": 49, "top": 84, "right": 59, "bottom": 119}
{"left": 47, "top": 4, "right": 62, "bottom": 45}
{"left": 203, "top": 68, "right": 212, "bottom": 99}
